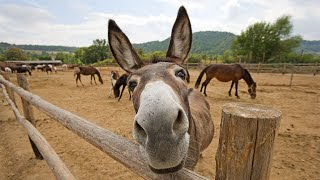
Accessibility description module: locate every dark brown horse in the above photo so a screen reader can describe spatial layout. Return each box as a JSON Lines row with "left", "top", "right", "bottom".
{"left": 195, "top": 64, "right": 256, "bottom": 99}
{"left": 108, "top": 6, "right": 214, "bottom": 174}
{"left": 16, "top": 66, "right": 32, "bottom": 76}
{"left": 113, "top": 73, "right": 131, "bottom": 101}
{"left": 74, "top": 66, "right": 103, "bottom": 86}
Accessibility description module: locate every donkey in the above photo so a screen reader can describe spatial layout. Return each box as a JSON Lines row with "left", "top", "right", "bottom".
{"left": 74, "top": 66, "right": 103, "bottom": 87}
{"left": 108, "top": 6, "right": 214, "bottom": 174}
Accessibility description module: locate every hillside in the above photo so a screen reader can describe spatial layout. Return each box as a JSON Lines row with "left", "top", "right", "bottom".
{"left": 0, "top": 42, "right": 77, "bottom": 53}
{"left": 134, "top": 31, "right": 237, "bottom": 55}
{"left": 296, "top": 40, "right": 320, "bottom": 54}
{"left": 1, "top": 32, "right": 320, "bottom": 55}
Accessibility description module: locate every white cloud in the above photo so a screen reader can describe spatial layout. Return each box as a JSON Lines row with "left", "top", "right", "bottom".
{"left": 0, "top": 0, "right": 319, "bottom": 46}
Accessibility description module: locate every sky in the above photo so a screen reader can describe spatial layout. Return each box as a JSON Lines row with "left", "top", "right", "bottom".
{"left": 0, "top": 0, "right": 319, "bottom": 47}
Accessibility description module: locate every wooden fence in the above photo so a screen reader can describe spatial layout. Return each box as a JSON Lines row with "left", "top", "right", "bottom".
{"left": 0, "top": 72, "right": 282, "bottom": 180}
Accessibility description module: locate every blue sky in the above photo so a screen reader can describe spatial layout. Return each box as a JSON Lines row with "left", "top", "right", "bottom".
{"left": 0, "top": 0, "right": 319, "bottom": 46}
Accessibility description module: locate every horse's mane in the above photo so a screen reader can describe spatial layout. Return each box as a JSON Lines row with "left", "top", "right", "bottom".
{"left": 243, "top": 68, "right": 254, "bottom": 84}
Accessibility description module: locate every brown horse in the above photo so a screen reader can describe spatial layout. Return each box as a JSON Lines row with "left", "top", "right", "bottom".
{"left": 108, "top": 6, "right": 214, "bottom": 174}
{"left": 74, "top": 66, "right": 103, "bottom": 86}
{"left": 195, "top": 64, "right": 257, "bottom": 99}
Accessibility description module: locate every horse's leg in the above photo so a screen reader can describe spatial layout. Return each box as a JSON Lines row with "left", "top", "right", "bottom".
{"left": 235, "top": 80, "right": 240, "bottom": 98}
{"left": 203, "top": 79, "right": 212, "bottom": 97}
{"left": 118, "top": 85, "right": 126, "bottom": 101}
{"left": 93, "top": 75, "right": 97, "bottom": 85}
{"left": 228, "top": 81, "right": 235, "bottom": 96}
{"left": 109, "top": 84, "right": 113, "bottom": 97}
{"left": 76, "top": 75, "right": 79, "bottom": 87}
{"left": 90, "top": 75, "right": 93, "bottom": 85}
{"left": 78, "top": 74, "right": 84, "bottom": 86}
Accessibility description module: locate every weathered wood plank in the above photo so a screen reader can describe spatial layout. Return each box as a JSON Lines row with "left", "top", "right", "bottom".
{"left": 0, "top": 75, "right": 207, "bottom": 180}
{"left": 215, "top": 102, "right": 281, "bottom": 180}
{"left": 1, "top": 83, "right": 76, "bottom": 180}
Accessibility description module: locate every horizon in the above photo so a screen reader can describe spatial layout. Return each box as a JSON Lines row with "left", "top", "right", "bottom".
{"left": 1, "top": 0, "right": 319, "bottom": 46}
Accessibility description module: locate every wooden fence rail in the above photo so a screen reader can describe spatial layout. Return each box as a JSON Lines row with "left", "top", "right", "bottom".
{"left": 0, "top": 74, "right": 207, "bottom": 180}
{"left": 0, "top": 83, "right": 76, "bottom": 180}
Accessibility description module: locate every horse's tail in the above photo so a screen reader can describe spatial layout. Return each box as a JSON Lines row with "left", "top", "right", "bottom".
{"left": 194, "top": 66, "right": 209, "bottom": 89}
{"left": 74, "top": 67, "right": 80, "bottom": 78}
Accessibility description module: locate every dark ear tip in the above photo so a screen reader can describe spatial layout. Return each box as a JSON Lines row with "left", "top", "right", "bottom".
{"left": 178, "top": 6, "right": 187, "bottom": 15}
{"left": 108, "top": 19, "right": 119, "bottom": 30}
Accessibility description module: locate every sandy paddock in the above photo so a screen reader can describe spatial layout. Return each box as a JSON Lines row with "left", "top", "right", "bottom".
{"left": 0, "top": 67, "right": 319, "bottom": 180}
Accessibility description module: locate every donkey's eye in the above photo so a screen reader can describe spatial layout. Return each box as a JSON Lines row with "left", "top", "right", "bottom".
{"left": 128, "top": 81, "right": 137, "bottom": 91}
{"left": 175, "top": 70, "right": 186, "bottom": 80}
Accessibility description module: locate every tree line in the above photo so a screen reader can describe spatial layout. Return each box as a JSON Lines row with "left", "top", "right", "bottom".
{"left": 1, "top": 15, "right": 319, "bottom": 64}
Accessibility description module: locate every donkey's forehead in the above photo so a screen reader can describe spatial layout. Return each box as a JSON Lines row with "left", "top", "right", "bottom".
{"left": 131, "top": 62, "right": 182, "bottom": 78}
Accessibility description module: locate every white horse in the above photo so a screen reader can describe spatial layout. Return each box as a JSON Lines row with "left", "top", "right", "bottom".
{"left": 4, "top": 67, "right": 12, "bottom": 73}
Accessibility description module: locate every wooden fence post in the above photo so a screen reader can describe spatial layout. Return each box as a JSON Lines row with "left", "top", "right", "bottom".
{"left": 216, "top": 102, "right": 281, "bottom": 180}
{"left": 0, "top": 72, "right": 16, "bottom": 105}
{"left": 16, "top": 73, "right": 43, "bottom": 160}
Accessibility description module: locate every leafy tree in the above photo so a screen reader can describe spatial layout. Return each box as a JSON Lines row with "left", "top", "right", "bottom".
{"left": 4, "top": 47, "right": 29, "bottom": 60}
{"left": 82, "top": 39, "right": 111, "bottom": 64}
{"left": 232, "top": 15, "right": 302, "bottom": 63}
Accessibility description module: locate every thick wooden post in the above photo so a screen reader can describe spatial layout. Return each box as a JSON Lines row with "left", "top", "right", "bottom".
{"left": 16, "top": 73, "right": 43, "bottom": 160}
{"left": 216, "top": 103, "right": 281, "bottom": 180}
{"left": 1, "top": 73, "right": 16, "bottom": 105}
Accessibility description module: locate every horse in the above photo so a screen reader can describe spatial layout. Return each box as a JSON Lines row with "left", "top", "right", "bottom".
{"left": 16, "top": 66, "right": 32, "bottom": 76}
{"left": 74, "top": 66, "right": 103, "bottom": 87}
{"left": 113, "top": 73, "right": 131, "bottom": 101}
{"left": 4, "top": 67, "right": 12, "bottom": 73}
{"left": 109, "top": 70, "right": 120, "bottom": 97}
{"left": 108, "top": 6, "right": 214, "bottom": 174}
{"left": 195, "top": 64, "right": 257, "bottom": 99}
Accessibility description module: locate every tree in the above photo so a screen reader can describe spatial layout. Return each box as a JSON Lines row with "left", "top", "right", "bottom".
{"left": 81, "top": 39, "right": 111, "bottom": 64}
{"left": 4, "top": 47, "right": 28, "bottom": 60}
{"left": 232, "top": 15, "right": 301, "bottom": 63}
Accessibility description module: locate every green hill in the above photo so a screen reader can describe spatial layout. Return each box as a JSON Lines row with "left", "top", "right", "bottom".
{"left": 1, "top": 32, "right": 320, "bottom": 55}
{"left": 0, "top": 42, "right": 78, "bottom": 53}
{"left": 134, "top": 31, "right": 237, "bottom": 55}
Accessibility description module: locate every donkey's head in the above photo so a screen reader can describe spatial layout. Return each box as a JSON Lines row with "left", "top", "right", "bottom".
{"left": 109, "top": 6, "right": 192, "bottom": 174}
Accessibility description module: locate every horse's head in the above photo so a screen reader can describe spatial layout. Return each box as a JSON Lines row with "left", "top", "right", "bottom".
{"left": 248, "top": 82, "right": 257, "bottom": 99}
{"left": 113, "top": 86, "right": 120, "bottom": 98}
{"left": 109, "top": 6, "right": 192, "bottom": 174}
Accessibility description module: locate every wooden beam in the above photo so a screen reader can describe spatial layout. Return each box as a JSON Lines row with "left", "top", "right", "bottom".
{"left": 0, "top": 75, "right": 207, "bottom": 180}
{"left": 1, "top": 83, "right": 76, "bottom": 180}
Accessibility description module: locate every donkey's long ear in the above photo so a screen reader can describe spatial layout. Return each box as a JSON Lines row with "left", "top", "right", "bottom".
{"left": 166, "top": 6, "right": 192, "bottom": 64}
{"left": 108, "top": 20, "right": 143, "bottom": 73}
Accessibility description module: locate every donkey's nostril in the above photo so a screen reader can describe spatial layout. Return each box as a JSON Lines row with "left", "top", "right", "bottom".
{"left": 134, "top": 121, "right": 147, "bottom": 139}
{"left": 173, "top": 110, "right": 185, "bottom": 133}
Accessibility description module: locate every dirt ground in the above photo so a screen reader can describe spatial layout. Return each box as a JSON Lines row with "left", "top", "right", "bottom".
{"left": 0, "top": 67, "right": 319, "bottom": 180}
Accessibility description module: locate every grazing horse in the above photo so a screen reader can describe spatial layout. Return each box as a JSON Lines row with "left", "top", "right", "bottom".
{"left": 195, "top": 64, "right": 257, "bottom": 99}
{"left": 108, "top": 6, "right": 214, "bottom": 173}
{"left": 109, "top": 70, "right": 120, "bottom": 97}
{"left": 113, "top": 73, "right": 131, "bottom": 101}
{"left": 16, "top": 66, "right": 32, "bottom": 76}
{"left": 74, "top": 66, "right": 103, "bottom": 86}
{"left": 4, "top": 67, "right": 12, "bottom": 73}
